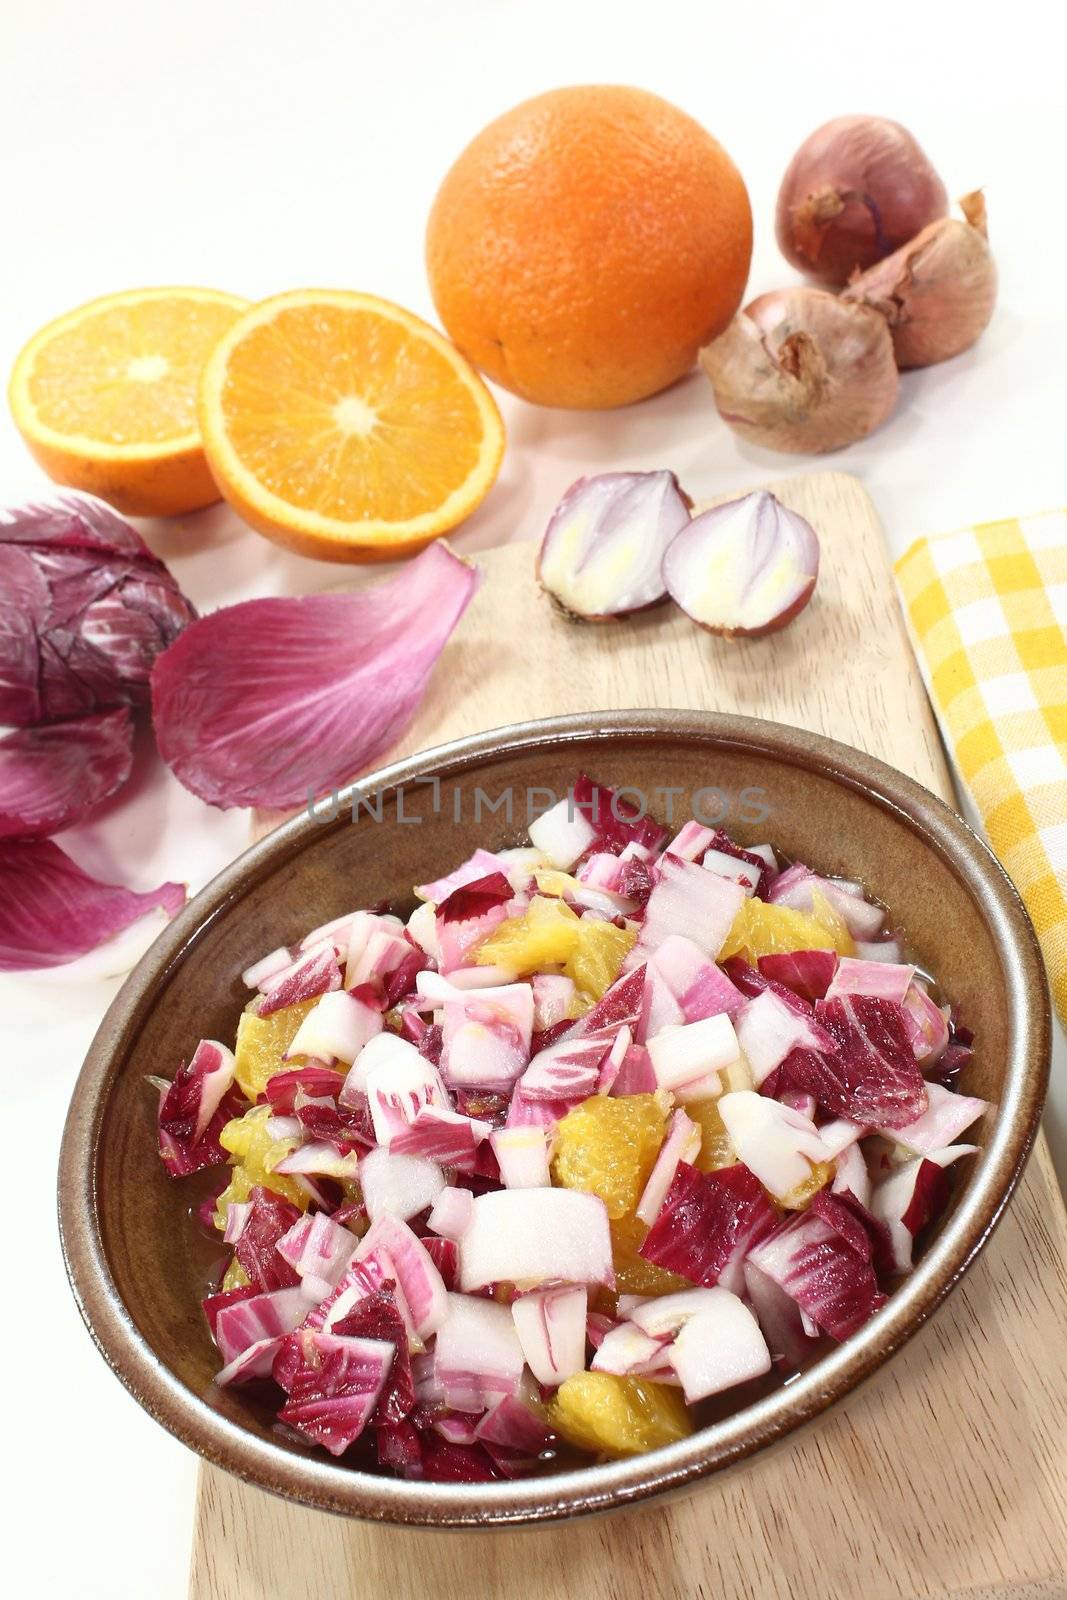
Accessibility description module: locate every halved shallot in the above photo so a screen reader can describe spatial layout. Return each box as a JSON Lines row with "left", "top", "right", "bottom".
{"left": 536, "top": 471, "right": 691, "bottom": 621}
{"left": 662, "top": 491, "right": 820, "bottom": 638}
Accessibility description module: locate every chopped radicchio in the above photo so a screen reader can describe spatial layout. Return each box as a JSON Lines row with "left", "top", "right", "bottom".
{"left": 702, "top": 829, "right": 772, "bottom": 898}
{"left": 276, "top": 1211, "right": 358, "bottom": 1287}
{"left": 234, "top": 1188, "right": 303, "bottom": 1291}
{"left": 757, "top": 949, "right": 838, "bottom": 1001}
{"left": 798, "top": 994, "right": 929, "bottom": 1128}
{"left": 639, "top": 1162, "right": 777, "bottom": 1289}
{"left": 809, "top": 1188, "right": 889, "bottom": 1271}
{"left": 437, "top": 872, "right": 514, "bottom": 925}
{"left": 561, "top": 963, "right": 646, "bottom": 1041}
{"left": 264, "top": 1065, "right": 347, "bottom": 1114}
{"left": 273, "top": 1329, "right": 395, "bottom": 1455}
{"left": 257, "top": 944, "right": 341, "bottom": 1017}
{"left": 721, "top": 956, "right": 814, "bottom": 1015}
{"left": 639, "top": 854, "right": 747, "bottom": 960}
{"left": 213, "top": 1286, "right": 310, "bottom": 1368}
{"left": 423, "top": 1235, "right": 460, "bottom": 1291}
{"left": 202, "top": 1284, "right": 258, "bottom": 1342}
{"left": 157, "top": 1040, "right": 240, "bottom": 1176}
{"left": 572, "top": 773, "right": 666, "bottom": 856}
{"left": 435, "top": 884, "right": 512, "bottom": 974}
{"left": 746, "top": 1209, "right": 887, "bottom": 1341}
{"left": 650, "top": 934, "right": 744, "bottom": 1022}
{"left": 930, "top": 1021, "right": 974, "bottom": 1090}
{"left": 417, "top": 1435, "right": 503, "bottom": 1482}
{"left": 332, "top": 1284, "right": 415, "bottom": 1427}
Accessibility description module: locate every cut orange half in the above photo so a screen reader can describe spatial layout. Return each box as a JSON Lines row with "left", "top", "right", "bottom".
{"left": 8, "top": 287, "right": 249, "bottom": 516}
{"left": 197, "top": 290, "right": 506, "bottom": 562}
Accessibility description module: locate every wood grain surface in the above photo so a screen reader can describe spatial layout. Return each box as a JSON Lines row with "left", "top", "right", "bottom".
{"left": 193, "top": 472, "right": 1067, "bottom": 1600}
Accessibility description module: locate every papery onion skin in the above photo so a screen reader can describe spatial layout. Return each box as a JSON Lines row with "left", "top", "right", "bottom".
{"left": 536, "top": 470, "right": 692, "bottom": 622}
{"left": 662, "top": 490, "right": 819, "bottom": 638}
{"left": 0, "top": 706, "right": 134, "bottom": 839}
{"left": 776, "top": 116, "right": 948, "bottom": 287}
{"left": 0, "top": 492, "right": 197, "bottom": 727}
{"left": 151, "top": 541, "right": 480, "bottom": 810}
{"left": 842, "top": 191, "right": 997, "bottom": 369}
{"left": 0, "top": 836, "right": 185, "bottom": 971}
{"left": 700, "top": 288, "right": 899, "bottom": 455}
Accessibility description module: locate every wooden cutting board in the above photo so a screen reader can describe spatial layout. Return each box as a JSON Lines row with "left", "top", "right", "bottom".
{"left": 192, "top": 472, "right": 1067, "bottom": 1600}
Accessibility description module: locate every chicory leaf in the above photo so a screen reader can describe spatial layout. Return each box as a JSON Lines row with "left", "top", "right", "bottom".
{"left": 0, "top": 707, "right": 134, "bottom": 839}
{"left": 0, "top": 836, "right": 184, "bottom": 971}
{"left": 151, "top": 542, "right": 480, "bottom": 809}
{"left": 0, "top": 493, "right": 196, "bottom": 726}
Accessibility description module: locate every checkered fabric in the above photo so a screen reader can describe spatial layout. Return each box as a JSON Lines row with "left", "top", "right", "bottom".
{"left": 896, "top": 511, "right": 1067, "bottom": 1027}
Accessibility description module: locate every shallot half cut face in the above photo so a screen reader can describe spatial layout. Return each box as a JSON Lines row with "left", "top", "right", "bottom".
{"left": 536, "top": 471, "right": 691, "bottom": 621}
{"left": 662, "top": 490, "right": 819, "bottom": 638}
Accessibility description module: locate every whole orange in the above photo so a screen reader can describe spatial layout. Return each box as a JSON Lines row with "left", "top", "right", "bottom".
{"left": 425, "top": 85, "right": 752, "bottom": 410}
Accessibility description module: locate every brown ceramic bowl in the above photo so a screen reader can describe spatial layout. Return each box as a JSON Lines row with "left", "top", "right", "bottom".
{"left": 59, "top": 711, "right": 1050, "bottom": 1526}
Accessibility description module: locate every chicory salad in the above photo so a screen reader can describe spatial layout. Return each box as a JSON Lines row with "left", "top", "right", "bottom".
{"left": 155, "top": 776, "right": 985, "bottom": 1480}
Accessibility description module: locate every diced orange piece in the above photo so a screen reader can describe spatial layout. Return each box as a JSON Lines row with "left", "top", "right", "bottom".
{"left": 719, "top": 893, "right": 855, "bottom": 964}
{"left": 549, "top": 1372, "right": 693, "bottom": 1457}
{"left": 552, "top": 1095, "right": 669, "bottom": 1220}
{"left": 609, "top": 1213, "right": 691, "bottom": 1297}
{"left": 232, "top": 996, "right": 318, "bottom": 1100}
{"left": 687, "top": 1098, "right": 736, "bottom": 1171}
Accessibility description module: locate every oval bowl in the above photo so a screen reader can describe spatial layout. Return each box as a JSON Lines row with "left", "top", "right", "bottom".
{"left": 58, "top": 710, "right": 1050, "bottom": 1525}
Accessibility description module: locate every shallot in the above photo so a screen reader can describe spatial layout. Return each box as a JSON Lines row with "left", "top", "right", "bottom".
{"left": 662, "top": 490, "right": 820, "bottom": 635}
{"left": 775, "top": 116, "right": 948, "bottom": 287}
{"left": 700, "top": 289, "right": 899, "bottom": 454}
{"left": 536, "top": 470, "right": 691, "bottom": 620}
{"left": 843, "top": 192, "right": 997, "bottom": 368}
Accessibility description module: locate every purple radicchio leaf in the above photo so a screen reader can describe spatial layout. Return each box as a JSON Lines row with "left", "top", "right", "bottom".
{"left": 0, "top": 836, "right": 185, "bottom": 971}
{"left": 0, "top": 707, "right": 135, "bottom": 839}
{"left": 0, "top": 493, "right": 197, "bottom": 726}
{"left": 150, "top": 542, "right": 480, "bottom": 809}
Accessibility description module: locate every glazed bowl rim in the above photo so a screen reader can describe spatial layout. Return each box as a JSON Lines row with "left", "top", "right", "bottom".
{"left": 58, "top": 709, "right": 1051, "bottom": 1526}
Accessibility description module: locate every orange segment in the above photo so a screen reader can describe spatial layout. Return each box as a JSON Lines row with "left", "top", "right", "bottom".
{"left": 552, "top": 1094, "right": 669, "bottom": 1219}
{"left": 8, "top": 287, "right": 248, "bottom": 515}
{"left": 719, "top": 894, "right": 856, "bottom": 965}
{"left": 549, "top": 1372, "right": 693, "bottom": 1457}
{"left": 197, "top": 290, "right": 505, "bottom": 562}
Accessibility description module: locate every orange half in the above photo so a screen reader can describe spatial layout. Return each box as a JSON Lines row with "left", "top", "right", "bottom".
{"left": 197, "top": 290, "right": 506, "bottom": 562}
{"left": 8, "top": 286, "right": 248, "bottom": 515}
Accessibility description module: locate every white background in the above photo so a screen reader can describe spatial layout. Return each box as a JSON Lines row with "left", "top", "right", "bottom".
{"left": 3, "top": 1, "right": 1065, "bottom": 1594}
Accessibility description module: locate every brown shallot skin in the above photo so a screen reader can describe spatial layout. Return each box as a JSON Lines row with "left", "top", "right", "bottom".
{"left": 842, "top": 191, "right": 997, "bottom": 369}
{"left": 700, "top": 288, "right": 899, "bottom": 455}
{"left": 776, "top": 116, "right": 949, "bottom": 287}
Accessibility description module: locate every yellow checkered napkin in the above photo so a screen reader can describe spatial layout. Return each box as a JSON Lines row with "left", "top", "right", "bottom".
{"left": 896, "top": 512, "right": 1067, "bottom": 1028}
